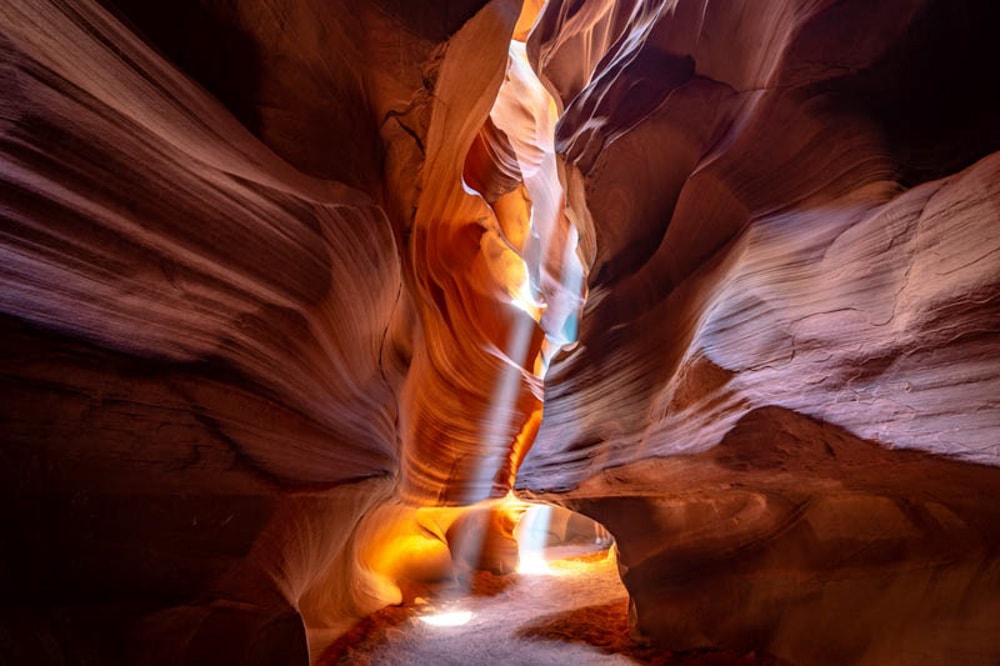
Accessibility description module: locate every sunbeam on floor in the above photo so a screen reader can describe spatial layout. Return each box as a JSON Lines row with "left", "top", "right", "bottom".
{"left": 321, "top": 511, "right": 784, "bottom": 666}
{"left": 320, "top": 535, "right": 634, "bottom": 665}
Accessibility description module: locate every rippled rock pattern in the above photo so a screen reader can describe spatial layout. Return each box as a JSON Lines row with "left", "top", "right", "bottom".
{"left": 2, "top": 0, "right": 999, "bottom": 664}
{"left": 520, "top": 0, "right": 1000, "bottom": 663}
{"left": 1, "top": 0, "right": 520, "bottom": 661}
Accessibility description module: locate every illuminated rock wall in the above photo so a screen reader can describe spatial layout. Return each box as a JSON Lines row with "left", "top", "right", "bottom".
{"left": 519, "top": 0, "right": 1000, "bottom": 662}
{"left": 0, "top": 0, "right": 533, "bottom": 661}
{"left": 2, "top": 0, "right": 999, "bottom": 663}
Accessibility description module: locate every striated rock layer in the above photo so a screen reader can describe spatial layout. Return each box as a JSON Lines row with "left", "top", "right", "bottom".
{"left": 2, "top": 0, "right": 1000, "bottom": 663}
{"left": 520, "top": 0, "right": 1000, "bottom": 663}
{"left": 0, "top": 0, "right": 540, "bottom": 661}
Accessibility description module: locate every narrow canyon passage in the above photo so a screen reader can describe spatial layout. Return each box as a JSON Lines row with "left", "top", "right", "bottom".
{"left": 2, "top": 0, "right": 1000, "bottom": 664}
{"left": 325, "top": 533, "right": 769, "bottom": 666}
{"left": 324, "top": 534, "right": 639, "bottom": 665}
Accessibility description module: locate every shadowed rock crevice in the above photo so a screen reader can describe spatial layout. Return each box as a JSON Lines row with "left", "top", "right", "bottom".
{"left": 798, "top": 0, "right": 1000, "bottom": 187}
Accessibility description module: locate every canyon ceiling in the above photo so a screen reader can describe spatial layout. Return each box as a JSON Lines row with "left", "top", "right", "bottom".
{"left": 1, "top": 0, "right": 999, "bottom": 664}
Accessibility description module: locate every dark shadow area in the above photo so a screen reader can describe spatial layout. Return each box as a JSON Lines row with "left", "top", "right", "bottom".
{"left": 373, "top": 0, "right": 490, "bottom": 43}
{"left": 99, "top": 0, "right": 262, "bottom": 135}
{"left": 98, "top": 0, "right": 386, "bottom": 189}
{"left": 809, "top": 0, "right": 1000, "bottom": 187}
{"left": 0, "top": 607, "right": 134, "bottom": 665}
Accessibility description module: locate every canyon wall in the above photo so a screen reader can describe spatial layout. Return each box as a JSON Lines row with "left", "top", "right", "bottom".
{"left": 519, "top": 0, "right": 1000, "bottom": 663}
{"left": 2, "top": 0, "right": 999, "bottom": 664}
{"left": 1, "top": 0, "right": 532, "bottom": 661}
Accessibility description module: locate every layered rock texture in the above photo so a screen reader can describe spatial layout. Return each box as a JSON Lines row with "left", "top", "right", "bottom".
{"left": 519, "top": 0, "right": 1000, "bottom": 662}
{"left": 1, "top": 0, "right": 998, "bottom": 664}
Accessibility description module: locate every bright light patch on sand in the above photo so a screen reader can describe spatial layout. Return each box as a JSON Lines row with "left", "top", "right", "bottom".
{"left": 419, "top": 611, "right": 473, "bottom": 627}
{"left": 517, "top": 550, "right": 552, "bottom": 575}
{"left": 516, "top": 504, "right": 554, "bottom": 575}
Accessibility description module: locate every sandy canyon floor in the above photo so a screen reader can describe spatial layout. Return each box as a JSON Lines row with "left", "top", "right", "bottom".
{"left": 320, "top": 545, "right": 782, "bottom": 665}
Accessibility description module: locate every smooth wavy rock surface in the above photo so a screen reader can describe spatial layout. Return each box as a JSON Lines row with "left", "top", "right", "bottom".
{"left": 0, "top": 0, "right": 530, "bottom": 662}
{"left": 534, "top": 406, "right": 1000, "bottom": 664}
{"left": 519, "top": 0, "right": 1000, "bottom": 662}
{"left": 2, "top": 0, "right": 1000, "bottom": 663}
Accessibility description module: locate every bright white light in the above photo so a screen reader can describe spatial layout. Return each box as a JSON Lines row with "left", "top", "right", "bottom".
{"left": 418, "top": 611, "right": 473, "bottom": 627}
{"left": 517, "top": 550, "right": 552, "bottom": 575}
{"left": 510, "top": 273, "right": 542, "bottom": 318}
{"left": 516, "top": 504, "right": 554, "bottom": 575}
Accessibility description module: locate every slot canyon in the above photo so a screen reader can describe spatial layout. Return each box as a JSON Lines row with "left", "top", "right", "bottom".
{"left": 1, "top": 0, "right": 999, "bottom": 663}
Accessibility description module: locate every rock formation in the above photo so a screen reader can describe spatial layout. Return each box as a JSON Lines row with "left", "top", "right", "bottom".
{"left": 519, "top": 0, "right": 1000, "bottom": 662}
{"left": 1, "top": 0, "right": 998, "bottom": 664}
